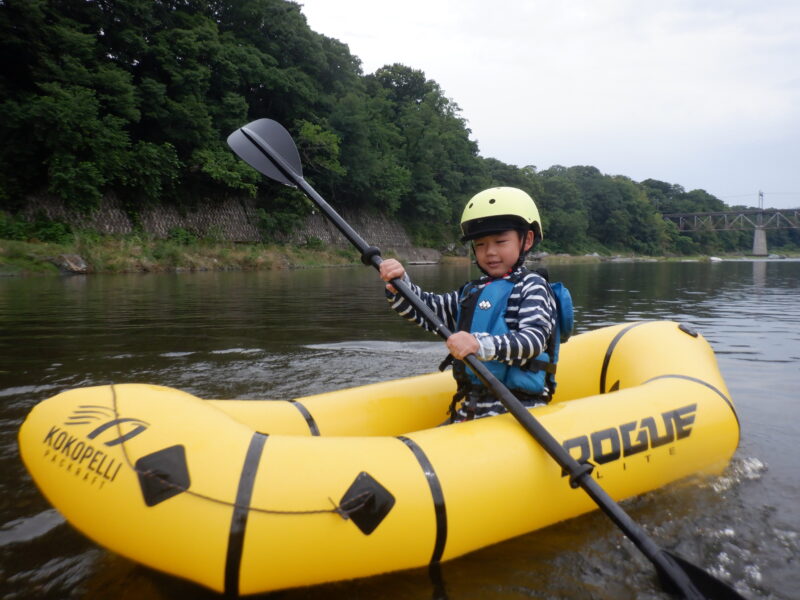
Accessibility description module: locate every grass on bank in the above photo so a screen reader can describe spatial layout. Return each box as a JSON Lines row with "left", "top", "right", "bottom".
{"left": 2, "top": 219, "right": 798, "bottom": 276}
{"left": 4, "top": 235, "right": 796, "bottom": 277}
{"left": 0, "top": 233, "right": 362, "bottom": 276}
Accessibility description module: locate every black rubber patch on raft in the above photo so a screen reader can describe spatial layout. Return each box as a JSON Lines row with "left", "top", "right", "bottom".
{"left": 339, "top": 471, "right": 396, "bottom": 535}
{"left": 398, "top": 436, "right": 448, "bottom": 565}
{"left": 225, "top": 431, "right": 268, "bottom": 597}
{"left": 135, "top": 444, "right": 190, "bottom": 507}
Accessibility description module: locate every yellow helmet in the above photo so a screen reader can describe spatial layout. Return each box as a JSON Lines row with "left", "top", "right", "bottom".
{"left": 460, "top": 187, "right": 542, "bottom": 244}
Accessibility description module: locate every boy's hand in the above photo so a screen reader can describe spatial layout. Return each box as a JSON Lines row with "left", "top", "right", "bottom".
{"left": 447, "top": 331, "right": 480, "bottom": 359}
{"left": 379, "top": 258, "right": 405, "bottom": 293}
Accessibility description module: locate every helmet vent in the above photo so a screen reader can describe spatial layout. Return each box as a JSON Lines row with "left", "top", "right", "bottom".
{"left": 488, "top": 198, "right": 496, "bottom": 203}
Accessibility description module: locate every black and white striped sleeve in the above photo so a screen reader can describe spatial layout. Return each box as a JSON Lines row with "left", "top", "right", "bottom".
{"left": 385, "top": 275, "right": 460, "bottom": 333}
{"left": 481, "top": 272, "right": 556, "bottom": 363}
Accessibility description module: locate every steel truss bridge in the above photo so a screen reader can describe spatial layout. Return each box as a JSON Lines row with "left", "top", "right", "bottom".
{"left": 662, "top": 209, "right": 800, "bottom": 232}
{"left": 662, "top": 209, "right": 800, "bottom": 255}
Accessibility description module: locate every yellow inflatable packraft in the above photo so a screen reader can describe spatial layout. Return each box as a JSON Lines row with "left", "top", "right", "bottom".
{"left": 18, "top": 321, "right": 739, "bottom": 595}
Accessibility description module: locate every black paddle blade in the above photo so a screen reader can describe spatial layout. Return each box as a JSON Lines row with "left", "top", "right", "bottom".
{"left": 661, "top": 551, "right": 747, "bottom": 599}
{"left": 226, "top": 118, "right": 302, "bottom": 187}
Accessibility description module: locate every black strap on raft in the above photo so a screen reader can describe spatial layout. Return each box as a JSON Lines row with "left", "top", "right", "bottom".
{"left": 360, "top": 245, "right": 382, "bottom": 266}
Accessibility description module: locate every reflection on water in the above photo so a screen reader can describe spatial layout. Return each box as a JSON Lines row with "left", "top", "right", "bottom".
{"left": 1, "top": 259, "right": 799, "bottom": 599}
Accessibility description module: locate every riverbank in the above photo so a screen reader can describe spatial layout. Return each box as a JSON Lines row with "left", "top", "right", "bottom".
{"left": 0, "top": 236, "right": 366, "bottom": 276}
{"left": 1, "top": 237, "right": 796, "bottom": 276}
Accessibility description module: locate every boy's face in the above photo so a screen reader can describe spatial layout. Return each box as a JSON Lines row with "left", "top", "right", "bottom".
{"left": 473, "top": 229, "right": 534, "bottom": 278}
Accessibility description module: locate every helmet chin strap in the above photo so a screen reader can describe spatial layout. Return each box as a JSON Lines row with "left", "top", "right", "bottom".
{"left": 513, "top": 234, "right": 530, "bottom": 271}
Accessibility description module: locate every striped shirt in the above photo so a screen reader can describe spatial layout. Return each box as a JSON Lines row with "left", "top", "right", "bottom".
{"left": 386, "top": 267, "right": 557, "bottom": 368}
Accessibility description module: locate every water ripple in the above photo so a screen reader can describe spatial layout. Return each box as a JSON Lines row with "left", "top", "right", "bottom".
{"left": 0, "top": 509, "right": 65, "bottom": 547}
{"left": 2, "top": 261, "right": 798, "bottom": 599}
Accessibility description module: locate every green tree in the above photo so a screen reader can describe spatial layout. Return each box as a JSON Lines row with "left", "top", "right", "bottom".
{"left": 536, "top": 174, "right": 588, "bottom": 253}
{"left": 366, "top": 64, "right": 485, "bottom": 242}
{"left": 0, "top": 0, "right": 142, "bottom": 209}
{"left": 1, "top": 0, "right": 750, "bottom": 256}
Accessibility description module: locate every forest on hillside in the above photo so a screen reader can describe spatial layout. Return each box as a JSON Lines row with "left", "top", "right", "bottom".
{"left": 1, "top": 0, "right": 797, "bottom": 254}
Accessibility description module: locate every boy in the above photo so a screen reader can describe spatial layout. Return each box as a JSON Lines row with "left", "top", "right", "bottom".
{"left": 379, "top": 187, "right": 559, "bottom": 422}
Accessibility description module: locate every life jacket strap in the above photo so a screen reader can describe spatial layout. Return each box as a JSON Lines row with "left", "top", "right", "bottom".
{"left": 447, "top": 379, "right": 551, "bottom": 423}
{"left": 447, "top": 382, "right": 486, "bottom": 422}
{"left": 438, "top": 354, "right": 455, "bottom": 372}
{"left": 526, "top": 358, "right": 557, "bottom": 375}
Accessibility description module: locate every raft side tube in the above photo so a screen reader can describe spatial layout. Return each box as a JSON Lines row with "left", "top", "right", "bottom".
{"left": 554, "top": 321, "right": 731, "bottom": 403}
{"left": 403, "top": 374, "right": 739, "bottom": 562}
{"left": 18, "top": 384, "right": 259, "bottom": 592}
{"left": 236, "top": 434, "right": 442, "bottom": 594}
{"left": 211, "top": 371, "right": 456, "bottom": 437}
{"left": 206, "top": 398, "right": 317, "bottom": 436}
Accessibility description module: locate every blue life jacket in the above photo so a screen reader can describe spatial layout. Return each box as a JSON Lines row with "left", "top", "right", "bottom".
{"left": 453, "top": 269, "right": 573, "bottom": 398}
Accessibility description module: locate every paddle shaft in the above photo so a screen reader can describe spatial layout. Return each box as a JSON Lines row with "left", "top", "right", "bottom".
{"left": 234, "top": 123, "right": 714, "bottom": 599}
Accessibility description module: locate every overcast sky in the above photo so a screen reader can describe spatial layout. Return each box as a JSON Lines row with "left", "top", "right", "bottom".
{"left": 299, "top": 0, "right": 800, "bottom": 210}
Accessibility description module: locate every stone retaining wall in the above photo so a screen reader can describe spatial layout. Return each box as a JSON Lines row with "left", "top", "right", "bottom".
{"left": 20, "top": 194, "right": 439, "bottom": 261}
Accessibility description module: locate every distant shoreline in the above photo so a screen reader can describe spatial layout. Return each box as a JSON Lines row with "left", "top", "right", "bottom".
{"left": 3, "top": 237, "right": 796, "bottom": 278}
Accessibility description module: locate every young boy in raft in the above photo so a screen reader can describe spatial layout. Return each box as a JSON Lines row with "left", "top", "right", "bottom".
{"left": 379, "top": 187, "right": 559, "bottom": 422}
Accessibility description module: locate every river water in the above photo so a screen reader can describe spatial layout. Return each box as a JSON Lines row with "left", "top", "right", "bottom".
{"left": 1, "top": 259, "right": 798, "bottom": 599}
